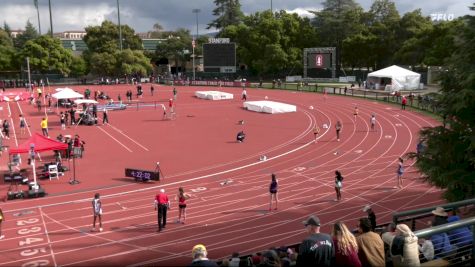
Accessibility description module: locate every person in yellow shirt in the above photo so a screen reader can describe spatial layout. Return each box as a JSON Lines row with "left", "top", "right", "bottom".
{"left": 40, "top": 117, "right": 48, "bottom": 137}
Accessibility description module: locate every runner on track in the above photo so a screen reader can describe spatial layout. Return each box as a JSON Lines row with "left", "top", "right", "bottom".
{"left": 269, "top": 174, "right": 278, "bottom": 211}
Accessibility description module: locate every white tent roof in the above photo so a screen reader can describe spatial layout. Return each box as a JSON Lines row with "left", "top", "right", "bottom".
{"left": 52, "top": 88, "right": 84, "bottom": 99}
{"left": 368, "top": 65, "right": 420, "bottom": 78}
{"left": 367, "top": 65, "right": 421, "bottom": 91}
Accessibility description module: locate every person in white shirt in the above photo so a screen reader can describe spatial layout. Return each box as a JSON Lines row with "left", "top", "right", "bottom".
{"left": 419, "top": 238, "right": 434, "bottom": 262}
{"left": 92, "top": 193, "right": 103, "bottom": 232}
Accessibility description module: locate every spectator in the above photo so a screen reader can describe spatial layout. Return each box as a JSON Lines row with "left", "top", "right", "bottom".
{"left": 331, "top": 221, "right": 361, "bottom": 267}
{"left": 447, "top": 215, "right": 473, "bottom": 248}
{"left": 259, "top": 250, "right": 281, "bottom": 267}
{"left": 188, "top": 244, "right": 218, "bottom": 267}
{"left": 430, "top": 207, "right": 455, "bottom": 259}
{"left": 418, "top": 238, "right": 434, "bottom": 262}
{"left": 363, "top": 205, "right": 377, "bottom": 231}
{"left": 391, "top": 224, "right": 420, "bottom": 267}
{"left": 355, "top": 218, "right": 385, "bottom": 267}
{"left": 297, "top": 215, "right": 334, "bottom": 267}
{"left": 431, "top": 207, "right": 448, "bottom": 226}
{"left": 381, "top": 223, "right": 397, "bottom": 266}
{"left": 229, "top": 252, "right": 240, "bottom": 267}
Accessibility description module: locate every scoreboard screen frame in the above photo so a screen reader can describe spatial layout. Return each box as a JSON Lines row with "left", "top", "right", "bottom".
{"left": 203, "top": 42, "right": 237, "bottom": 69}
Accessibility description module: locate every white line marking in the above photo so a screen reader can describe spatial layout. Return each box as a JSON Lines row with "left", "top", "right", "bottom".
{"left": 107, "top": 123, "right": 149, "bottom": 151}
{"left": 39, "top": 207, "right": 57, "bottom": 266}
{"left": 96, "top": 126, "right": 133, "bottom": 152}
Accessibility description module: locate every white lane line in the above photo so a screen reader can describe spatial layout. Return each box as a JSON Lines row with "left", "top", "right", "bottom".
{"left": 7, "top": 101, "right": 11, "bottom": 117}
{"left": 96, "top": 126, "right": 133, "bottom": 152}
{"left": 10, "top": 117, "right": 18, "bottom": 147}
{"left": 16, "top": 101, "right": 32, "bottom": 136}
{"left": 39, "top": 207, "right": 57, "bottom": 267}
{"left": 107, "top": 123, "right": 149, "bottom": 151}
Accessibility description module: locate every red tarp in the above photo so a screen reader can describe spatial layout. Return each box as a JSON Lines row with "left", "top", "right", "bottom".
{"left": 9, "top": 133, "right": 68, "bottom": 154}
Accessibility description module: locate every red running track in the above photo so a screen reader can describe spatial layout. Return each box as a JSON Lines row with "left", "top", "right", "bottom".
{"left": 0, "top": 84, "right": 444, "bottom": 266}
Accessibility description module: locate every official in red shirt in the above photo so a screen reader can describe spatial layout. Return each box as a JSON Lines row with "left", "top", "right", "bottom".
{"left": 154, "top": 189, "right": 170, "bottom": 232}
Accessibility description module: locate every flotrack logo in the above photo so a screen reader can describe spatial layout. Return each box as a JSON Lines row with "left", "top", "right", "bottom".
{"left": 430, "top": 13, "right": 455, "bottom": 21}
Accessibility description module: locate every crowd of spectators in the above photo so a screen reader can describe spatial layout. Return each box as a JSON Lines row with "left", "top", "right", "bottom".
{"left": 187, "top": 206, "right": 473, "bottom": 267}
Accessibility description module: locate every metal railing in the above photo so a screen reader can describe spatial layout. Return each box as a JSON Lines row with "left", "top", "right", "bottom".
{"left": 414, "top": 217, "right": 475, "bottom": 266}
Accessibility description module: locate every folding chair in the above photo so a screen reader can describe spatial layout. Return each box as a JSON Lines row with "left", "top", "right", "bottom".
{"left": 48, "top": 164, "right": 59, "bottom": 180}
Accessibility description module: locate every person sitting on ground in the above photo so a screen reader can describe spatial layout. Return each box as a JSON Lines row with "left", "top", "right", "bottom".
{"left": 363, "top": 205, "right": 377, "bottom": 231}
{"left": 237, "top": 131, "right": 246, "bottom": 143}
{"left": 188, "top": 244, "right": 218, "bottom": 267}
{"left": 418, "top": 238, "right": 434, "bottom": 263}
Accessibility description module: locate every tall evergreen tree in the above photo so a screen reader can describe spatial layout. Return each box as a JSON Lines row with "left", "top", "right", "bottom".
{"left": 15, "top": 20, "right": 39, "bottom": 48}
{"left": 207, "top": 0, "right": 244, "bottom": 30}
{"left": 412, "top": 4, "right": 475, "bottom": 201}
{"left": 3, "top": 22, "right": 12, "bottom": 38}
{"left": 311, "top": 0, "right": 363, "bottom": 71}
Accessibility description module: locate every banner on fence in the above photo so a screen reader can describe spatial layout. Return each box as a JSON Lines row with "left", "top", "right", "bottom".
{"left": 172, "top": 80, "right": 251, "bottom": 87}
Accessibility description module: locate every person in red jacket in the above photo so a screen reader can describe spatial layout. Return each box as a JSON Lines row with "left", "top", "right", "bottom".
{"left": 154, "top": 189, "right": 170, "bottom": 232}
{"left": 401, "top": 95, "right": 407, "bottom": 110}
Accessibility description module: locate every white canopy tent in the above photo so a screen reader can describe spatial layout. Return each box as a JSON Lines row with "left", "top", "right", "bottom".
{"left": 51, "top": 88, "right": 84, "bottom": 113}
{"left": 52, "top": 88, "right": 84, "bottom": 99}
{"left": 367, "top": 65, "right": 421, "bottom": 91}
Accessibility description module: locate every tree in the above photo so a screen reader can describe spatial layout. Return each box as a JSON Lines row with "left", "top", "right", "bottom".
{"left": 393, "top": 9, "right": 433, "bottom": 66}
{"left": 311, "top": 0, "right": 364, "bottom": 71}
{"left": 0, "top": 28, "right": 16, "bottom": 71}
{"left": 83, "top": 20, "right": 142, "bottom": 53}
{"left": 88, "top": 49, "right": 152, "bottom": 77}
{"left": 70, "top": 55, "right": 88, "bottom": 77}
{"left": 15, "top": 20, "right": 39, "bottom": 49}
{"left": 3, "top": 22, "right": 12, "bottom": 38}
{"left": 20, "top": 35, "right": 73, "bottom": 75}
{"left": 413, "top": 4, "right": 475, "bottom": 201}
{"left": 154, "top": 29, "right": 193, "bottom": 71}
{"left": 367, "top": 0, "right": 401, "bottom": 69}
{"left": 220, "top": 10, "right": 318, "bottom": 74}
{"left": 208, "top": 0, "right": 244, "bottom": 31}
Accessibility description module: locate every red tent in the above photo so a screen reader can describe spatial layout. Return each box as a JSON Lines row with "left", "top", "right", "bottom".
{"left": 9, "top": 133, "right": 68, "bottom": 154}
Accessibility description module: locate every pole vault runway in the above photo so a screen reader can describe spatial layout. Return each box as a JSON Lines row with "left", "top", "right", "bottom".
{"left": 0, "top": 85, "right": 444, "bottom": 266}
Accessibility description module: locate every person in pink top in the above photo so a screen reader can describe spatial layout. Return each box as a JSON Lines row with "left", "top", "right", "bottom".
{"left": 175, "top": 187, "right": 191, "bottom": 224}
{"left": 331, "top": 221, "right": 362, "bottom": 267}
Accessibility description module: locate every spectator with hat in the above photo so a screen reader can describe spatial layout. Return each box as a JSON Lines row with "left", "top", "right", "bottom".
{"left": 189, "top": 244, "right": 218, "bottom": 267}
{"left": 297, "top": 215, "right": 334, "bottom": 267}
{"left": 363, "top": 205, "right": 377, "bottom": 231}
{"left": 431, "top": 207, "right": 448, "bottom": 226}
{"left": 355, "top": 218, "right": 385, "bottom": 267}
{"left": 430, "top": 207, "right": 456, "bottom": 258}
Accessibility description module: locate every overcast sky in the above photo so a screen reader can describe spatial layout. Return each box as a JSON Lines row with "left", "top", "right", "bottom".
{"left": 0, "top": 0, "right": 472, "bottom": 34}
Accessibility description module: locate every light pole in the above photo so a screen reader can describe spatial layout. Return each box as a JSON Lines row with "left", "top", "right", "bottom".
{"left": 192, "top": 9, "right": 200, "bottom": 81}
{"left": 117, "top": 0, "right": 123, "bottom": 51}
{"left": 34, "top": 0, "right": 41, "bottom": 34}
{"left": 48, "top": 0, "right": 53, "bottom": 37}
{"left": 271, "top": 0, "right": 273, "bottom": 13}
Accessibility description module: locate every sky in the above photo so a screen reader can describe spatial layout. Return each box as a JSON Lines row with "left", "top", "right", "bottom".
{"left": 0, "top": 0, "right": 472, "bottom": 34}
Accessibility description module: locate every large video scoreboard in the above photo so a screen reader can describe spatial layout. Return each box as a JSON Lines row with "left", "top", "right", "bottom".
{"left": 303, "top": 47, "right": 336, "bottom": 78}
{"left": 203, "top": 38, "right": 236, "bottom": 73}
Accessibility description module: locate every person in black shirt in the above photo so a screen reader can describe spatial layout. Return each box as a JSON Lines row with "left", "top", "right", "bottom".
{"left": 237, "top": 131, "right": 246, "bottom": 143}
{"left": 363, "top": 205, "right": 377, "bottom": 231}
{"left": 297, "top": 215, "right": 335, "bottom": 267}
